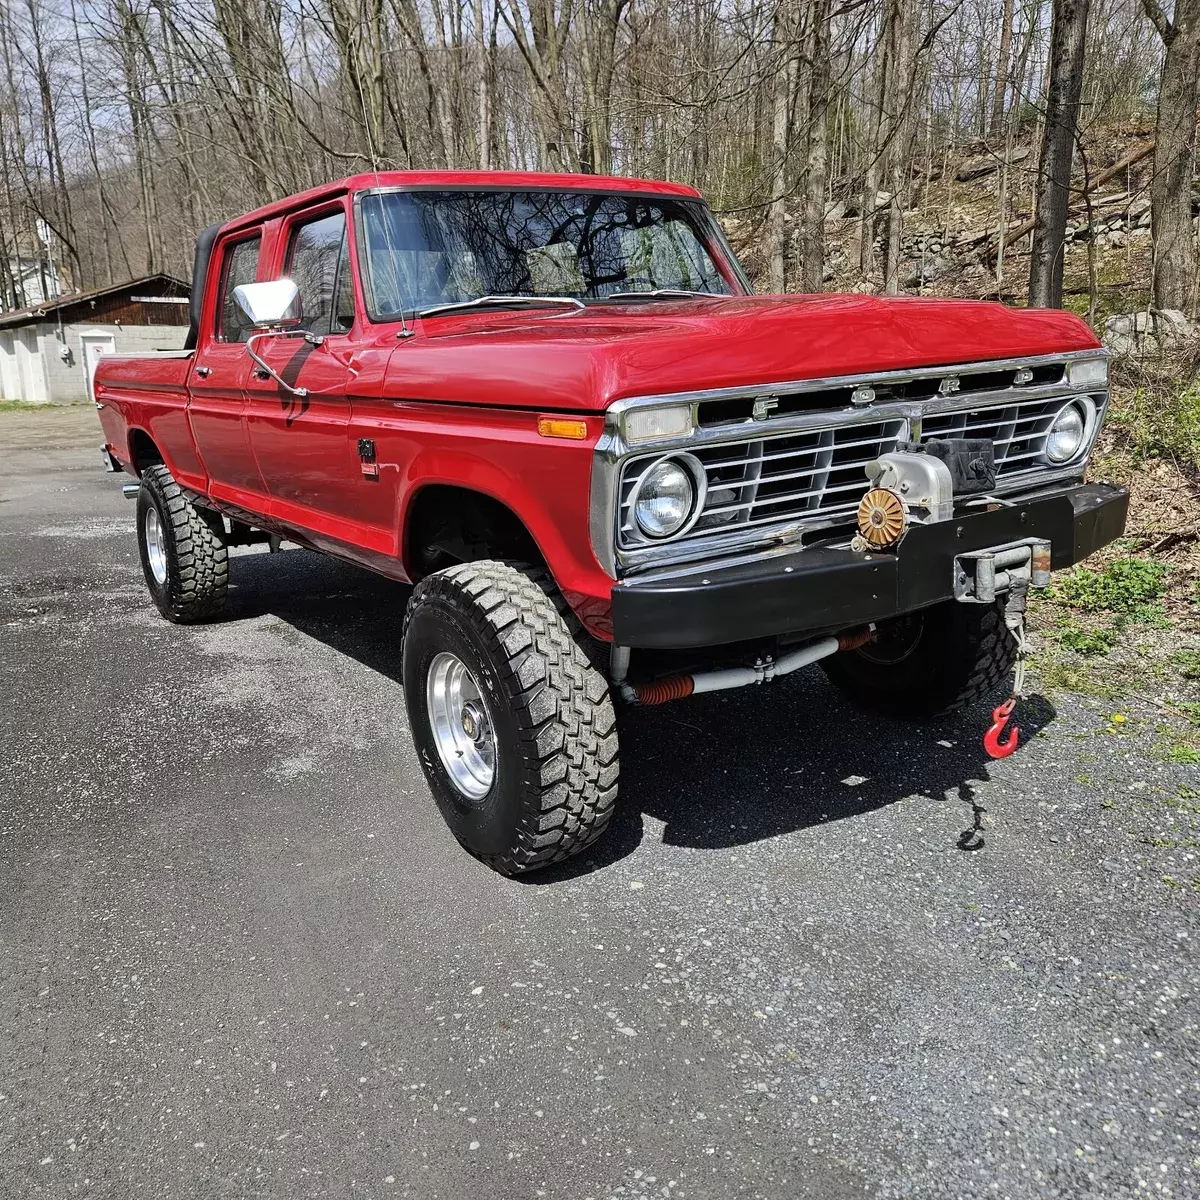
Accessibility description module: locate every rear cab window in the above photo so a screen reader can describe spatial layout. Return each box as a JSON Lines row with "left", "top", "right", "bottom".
{"left": 285, "top": 209, "right": 353, "bottom": 336}
{"left": 217, "top": 236, "right": 262, "bottom": 343}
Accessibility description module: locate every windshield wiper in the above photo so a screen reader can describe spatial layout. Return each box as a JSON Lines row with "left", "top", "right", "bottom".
{"left": 602, "top": 288, "right": 718, "bottom": 301}
{"left": 415, "top": 295, "right": 586, "bottom": 319}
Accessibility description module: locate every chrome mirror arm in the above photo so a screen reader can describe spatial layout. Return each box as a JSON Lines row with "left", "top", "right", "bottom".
{"left": 245, "top": 329, "right": 323, "bottom": 398}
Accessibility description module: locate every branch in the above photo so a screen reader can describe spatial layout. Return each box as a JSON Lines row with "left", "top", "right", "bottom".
{"left": 986, "top": 140, "right": 1155, "bottom": 262}
{"left": 1140, "top": 0, "right": 1172, "bottom": 43}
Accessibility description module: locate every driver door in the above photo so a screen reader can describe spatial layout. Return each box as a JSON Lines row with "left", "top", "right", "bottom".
{"left": 189, "top": 232, "right": 269, "bottom": 508}
{"left": 244, "top": 205, "right": 362, "bottom": 543}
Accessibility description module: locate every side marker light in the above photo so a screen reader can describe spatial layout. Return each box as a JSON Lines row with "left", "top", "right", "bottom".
{"left": 537, "top": 417, "right": 589, "bottom": 440}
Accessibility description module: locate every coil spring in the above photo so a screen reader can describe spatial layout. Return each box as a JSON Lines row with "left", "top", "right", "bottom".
{"left": 632, "top": 675, "right": 696, "bottom": 705}
{"left": 836, "top": 626, "right": 874, "bottom": 653}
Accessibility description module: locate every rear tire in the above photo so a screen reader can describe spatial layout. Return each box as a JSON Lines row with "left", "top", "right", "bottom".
{"left": 402, "top": 560, "right": 619, "bottom": 875}
{"left": 136, "top": 463, "right": 229, "bottom": 623}
{"left": 820, "top": 598, "right": 1016, "bottom": 719}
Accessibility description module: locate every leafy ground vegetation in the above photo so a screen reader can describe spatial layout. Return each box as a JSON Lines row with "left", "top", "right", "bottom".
{"left": 1028, "top": 353, "right": 1199, "bottom": 708}
{"left": 1025, "top": 354, "right": 1200, "bottom": 893}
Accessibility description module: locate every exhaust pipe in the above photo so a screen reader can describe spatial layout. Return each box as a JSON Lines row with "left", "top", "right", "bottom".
{"left": 629, "top": 627, "right": 873, "bottom": 705}
{"left": 122, "top": 483, "right": 139, "bottom": 500}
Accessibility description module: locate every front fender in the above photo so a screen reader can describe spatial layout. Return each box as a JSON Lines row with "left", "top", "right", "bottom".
{"left": 398, "top": 418, "right": 615, "bottom": 639}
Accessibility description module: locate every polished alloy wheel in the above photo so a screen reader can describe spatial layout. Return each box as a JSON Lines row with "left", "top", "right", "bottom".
{"left": 426, "top": 651, "right": 496, "bottom": 801}
{"left": 144, "top": 505, "right": 168, "bottom": 585}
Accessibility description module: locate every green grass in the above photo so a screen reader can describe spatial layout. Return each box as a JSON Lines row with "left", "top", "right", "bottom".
{"left": 1160, "top": 875, "right": 1200, "bottom": 891}
{"left": 1157, "top": 717, "right": 1200, "bottom": 762}
{"left": 1035, "top": 655, "right": 1128, "bottom": 701}
{"left": 1172, "top": 649, "right": 1200, "bottom": 680}
{"left": 1108, "top": 384, "right": 1200, "bottom": 471}
{"left": 1052, "top": 556, "right": 1171, "bottom": 623}
{"left": 1037, "top": 558, "right": 1175, "bottom": 692}
{"left": 1053, "top": 622, "right": 1120, "bottom": 657}
{"left": 1165, "top": 743, "right": 1200, "bottom": 764}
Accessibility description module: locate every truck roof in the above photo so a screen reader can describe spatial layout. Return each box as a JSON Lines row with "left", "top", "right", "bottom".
{"left": 220, "top": 171, "right": 706, "bottom": 235}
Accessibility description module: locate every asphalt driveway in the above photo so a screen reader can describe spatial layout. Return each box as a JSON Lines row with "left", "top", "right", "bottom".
{"left": 1, "top": 408, "right": 1197, "bottom": 1199}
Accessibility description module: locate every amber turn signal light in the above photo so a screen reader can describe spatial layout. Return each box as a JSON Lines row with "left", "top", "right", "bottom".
{"left": 537, "top": 417, "right": 588, "bottom": 440}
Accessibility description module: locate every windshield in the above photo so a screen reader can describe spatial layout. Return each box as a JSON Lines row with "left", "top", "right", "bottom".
{"left": 357, "top": 189, "right": 735, "bottom": 318}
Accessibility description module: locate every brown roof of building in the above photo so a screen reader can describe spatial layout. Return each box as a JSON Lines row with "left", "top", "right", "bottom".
{"left": 0, "top": 273, "right": 189, "bottom": 329}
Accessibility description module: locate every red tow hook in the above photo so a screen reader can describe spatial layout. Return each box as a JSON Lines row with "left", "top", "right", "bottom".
{"left": 984, "top": 698, "right": 1020, "bottom": 759}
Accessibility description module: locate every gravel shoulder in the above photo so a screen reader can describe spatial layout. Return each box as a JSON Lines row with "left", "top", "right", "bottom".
{"left": 1, "top": 407, "right": 1197, "bottom": 1200}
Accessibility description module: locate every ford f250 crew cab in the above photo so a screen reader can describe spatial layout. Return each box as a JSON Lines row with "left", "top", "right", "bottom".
{"left": 94, "top": 170, "right": 1128, "bottom": 874}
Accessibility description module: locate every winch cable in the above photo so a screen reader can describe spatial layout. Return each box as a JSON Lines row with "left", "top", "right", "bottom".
{"left": 984, "top": 581, "right": 1030, "bottom": 760}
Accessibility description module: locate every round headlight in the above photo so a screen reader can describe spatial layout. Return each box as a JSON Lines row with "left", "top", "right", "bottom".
{"left": 1046, "top": 401, "right": 1086, "bottom": 463}
{"left": 632, "top": 457, "right": 697, "bottom": 538}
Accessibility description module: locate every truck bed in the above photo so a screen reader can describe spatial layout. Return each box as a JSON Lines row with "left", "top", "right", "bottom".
{"left": 94, "top": 351, "right": 201, "bottom": 487}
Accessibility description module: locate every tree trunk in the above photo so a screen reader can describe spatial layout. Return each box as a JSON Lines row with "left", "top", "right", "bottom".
{"left": 580, "top": 0, "right": 630, "bottom": 174}
{"left": 859, "top": 12, "right": 890, "bottom": 277}
{"left": 499, "top": 0, "right": 579, "bottom": 172}
{"left": 1028, "top": 0, "right": 1091, "bottom": 308}
{"left": 24, "top": 0, "right": 80, "bottom": 288}
{"left": 800, "top": 0, "right": 830, "bottom": 293}
{"left": 766, "top": 1, "right": 796, "bottom": 292}
{"left": 473, "top": 0, "right": 492, "bottom": 168}
{"left": 882, "top": 0, "right": 914, "bottom": 295}
{"left": 1143, "top": 0, "right": 1200, "bottom": 312}
{"left": 989, "top": 0, "right": 1015, "bottom": 140}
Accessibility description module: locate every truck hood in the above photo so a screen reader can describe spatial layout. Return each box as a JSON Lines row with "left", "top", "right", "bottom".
{"left": 382, "top": 294, "right": 1100, "bottom": 412}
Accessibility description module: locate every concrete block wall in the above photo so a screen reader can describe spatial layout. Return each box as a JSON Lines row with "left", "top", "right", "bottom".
{"left": 35, "top": 323, "right": 188, "bottom": 404}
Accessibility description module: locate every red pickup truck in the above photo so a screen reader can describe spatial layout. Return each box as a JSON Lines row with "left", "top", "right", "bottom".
{"left": 95, "top": 169, "right": 1127, "bottom": 874}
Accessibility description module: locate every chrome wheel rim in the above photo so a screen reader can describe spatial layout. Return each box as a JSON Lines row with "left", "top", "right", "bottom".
{"left": 144, "top": 505, "right": 168, "bottom": 586}
{"left": 426, "top": 652, "right": 496, "bottom": 801}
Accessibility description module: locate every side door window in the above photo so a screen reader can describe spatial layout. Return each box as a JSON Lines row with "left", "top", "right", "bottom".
{"left": 217, "top": 236, "right": 262, "bottom": 343}
{"left": 191, "top": 231, "right": 267, "bottom": 501}
{"left": 287, "top": 210, "right": 352, "bottom": 337}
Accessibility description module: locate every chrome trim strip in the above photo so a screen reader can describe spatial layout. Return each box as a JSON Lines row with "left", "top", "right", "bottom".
{"left": 604, "top": 348, "right": 1105, "bottom": 417}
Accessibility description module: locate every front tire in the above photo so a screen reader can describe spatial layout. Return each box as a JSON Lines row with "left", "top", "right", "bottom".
{"left": 820, "top": 598, "right": 1016, "bottom": 719}
{"left": 136, "top": 464, "right": 229, "bottom": 623}
{"left": 402, "top": 561, "right": 619, "bottom": 875}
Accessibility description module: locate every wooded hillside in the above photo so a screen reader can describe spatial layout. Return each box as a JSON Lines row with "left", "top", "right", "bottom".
{"left": 0, "top": 0, "right": 1195, "bottom": 314}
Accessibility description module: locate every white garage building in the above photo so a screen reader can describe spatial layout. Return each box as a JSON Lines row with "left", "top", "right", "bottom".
{"left": 0, "top": 275, "right": 190, "bottom": 405}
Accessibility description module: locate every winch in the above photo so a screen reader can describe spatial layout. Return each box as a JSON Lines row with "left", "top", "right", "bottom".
{"left": 851, "top": 448, "right": 954, "bottom": 550}
{"left": 852, "top": 440, "right": 998, "bottom": 551}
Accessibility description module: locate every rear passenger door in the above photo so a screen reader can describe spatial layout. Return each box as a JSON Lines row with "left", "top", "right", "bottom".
{"left": 188, "top": 233, "right": 269, "bottom": 508}
{"left": 244, "top": 205, "right": 365, "bottom": 543}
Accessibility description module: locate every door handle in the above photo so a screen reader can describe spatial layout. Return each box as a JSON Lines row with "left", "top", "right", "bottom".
{"left": 195, "top": 365, "right": 211, "bottom": 378}
{"left": 253, "top": 367, "right": 270, "bottom": 380}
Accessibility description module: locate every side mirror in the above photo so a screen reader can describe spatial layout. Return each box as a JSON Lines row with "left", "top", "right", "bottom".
{"left": 233, "top": 278, "right": 302, "bottom": 328}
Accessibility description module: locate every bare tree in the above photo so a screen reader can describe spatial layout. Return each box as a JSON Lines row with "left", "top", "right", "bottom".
{"left": 0, "top": 0, "right": 1184, "bottom": 309}
{"left": 989, "top": 0, "right": 1015, "bottom": 138}
{"left": 800, "top": 0, "right": 831, "bottom": 292}
{"left": 881, "top": 0, "right": 915, "bottom": 295}
{"left": 766, "top": 0, "right": 797, "bottom": 292}
{"left": 1142, "top": 0, "right": 1200, "bottom": 313}
{"left": 1029, "top": 0, "right": 1091, "bottom": 307}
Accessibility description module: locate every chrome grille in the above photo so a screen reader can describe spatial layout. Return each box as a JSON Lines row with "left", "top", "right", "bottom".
{"left": 601, "top": 351, "right": 1109, "bottom": 576}
{"left": 618, "top": 418, "right": 907, "bottom": 548}
{"left": 920, "top": 395, "right": 1075, "bottom": 480}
